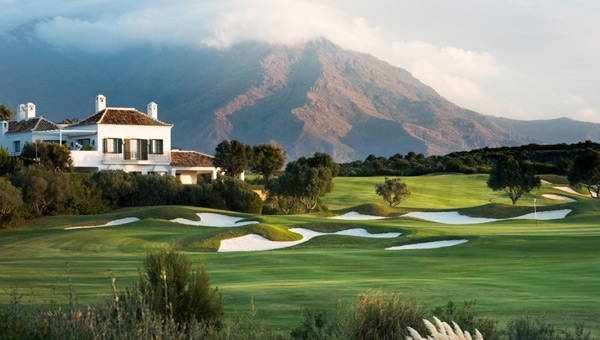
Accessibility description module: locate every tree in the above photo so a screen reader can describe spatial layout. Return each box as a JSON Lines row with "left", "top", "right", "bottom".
{"left": 214, "top": 140, "right": 254, "bottom": 179}
{"left": 487, "top": 156, "right": 541, "bottom": 205}
{"left": 265, "top": 174, "right": 297, "bottom": 215}
{"left": 91, "top": 170, "right": 134, "bottom": 206}
{"left": 20, "top": 141, "right": 73, "bottom": 172}
{"left": 296, "top": 166, "right": 333, "bottom": 213}
{"left": 375, "top": 177, "right": 411, "bottom": 207}
{"left": 568, "top": 150, "right": 600, "bottom": 199}
{"left": 11, "top": 164, "right": 75, "bottom": 215}
{"left": 0, "top": 147, "right": 11, "bottom": 176}
{"left": 141, "top": 247, "right": 223, "bottom": 326}
{"left": 253, "top": 143, "right": 286, "bottom": 180}
{"left": 0, "top": 104, "right": 14, "bottom": 121}
{"left": 0, "top": 178, "right": 23, "bottom": 224}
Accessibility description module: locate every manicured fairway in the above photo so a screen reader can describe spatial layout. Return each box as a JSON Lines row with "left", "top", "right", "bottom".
{"left": 0, "top": 175, "right": 598, "bottom": 335}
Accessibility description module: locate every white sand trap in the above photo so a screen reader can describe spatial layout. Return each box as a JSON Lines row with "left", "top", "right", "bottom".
{"left": 542, "top": 194, "right": 576, "bottom": 202}
{"left": 330, "top": 212, "right": 388, "bottom": 220}
{"left": 541, "top": 179, "right": 552, "bottom": 184}
{"left": 65, "top": 217, "right": 139, "bottom": 230}
{"left": 218, "top": 227, "right": 401, "bottom": 252}
{"left": 386, "top": 239, "right": 468, "bottom": 250}
{"left": 554, "top": 186, "right": 598, "bottom": 198}
{"left": 170, "top": 213, "right": 259, "bottom": 227}
{"left": 402, "top": 209, "right": 571, "bottom": 224}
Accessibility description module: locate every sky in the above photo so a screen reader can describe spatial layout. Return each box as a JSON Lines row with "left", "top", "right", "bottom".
{"left": 1, "top": 0, "right": 599, "bottom": 123}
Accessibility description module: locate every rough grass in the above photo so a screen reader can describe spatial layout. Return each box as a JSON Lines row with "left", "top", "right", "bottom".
{"left": 1, "top": 174, "right": 599, "bottom": 336}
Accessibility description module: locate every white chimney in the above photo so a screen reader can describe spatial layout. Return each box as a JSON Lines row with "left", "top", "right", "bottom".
{"left": 17, "top": 104, "right": 26, "bottom": 122}
{"left": 95, "top": 94, "right": 106, "bottom": 113}
{"left": 147, "top": 102, "right": 158, "bottom": 119}
{"left": 25, "top": 103, "right": 36, "bottom": 120}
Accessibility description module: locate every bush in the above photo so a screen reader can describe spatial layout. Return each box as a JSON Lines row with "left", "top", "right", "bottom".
{"left": 505, "top": 316, "right": 592, "bottom": 340}
{"left": 431, "top": 300, "right": 499, "bottom": 340}
{"left": 290, "top": 309, "right": 330, "bottom": 340}
{"left": 352, "top": 291, "right": 426, "bottom": 340}
{"left": 141, "top": 247, "right": 223, "bottom": 327}
{"left": 212, "top": 177, "right": 263, "bottom": 214}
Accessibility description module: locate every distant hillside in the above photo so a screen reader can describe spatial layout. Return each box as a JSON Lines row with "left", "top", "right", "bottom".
{"left": 2, "top": 25, "right": 596, "bottom": 161}
{"left": 487, "top": 116, "right": 600, "bottom": 144}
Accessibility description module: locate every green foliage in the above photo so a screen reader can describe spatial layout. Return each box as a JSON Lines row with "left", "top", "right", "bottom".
{"left": 290, "top": 309, "right": 330, "bottom": 340}
{"left": 214, "top": 140, "right": 254, "bottom": 178}
{"left": 0, "top": 104, "right": 14, "bottom": 120}
{"left": 212, "top": 177, "right": 263, "bottom": 214}
{"left": 505, "top": 315, "right": 592, "bottom": 340}
{"left": 0, "top": 147, "right": 11, "bottom": 176}
{"left": 0, "top": 178, "right": 23, "bottom": 227}
{"left": 67, "top": 173, "right": 107, "bottom": 215}
{"left": 20, "top": 140, "right": 74, "bottom": 172}
{"left": 568, "top": 150, "right": 600, "bottom": 199}
{"left": 487, "top": 156, "right": 541, "bottom": 205}
{"left": 431, "top": 300, "right": 499, "bottom": 340}
{"left": 141, "top": 247, "right": 223, "bottom": 326}
{"left": 352, "top": 291, "right": 427, "bottom": 340}
{"left": 125, "top": 174, "right": 182, "bottom": 206}
{"left": 11, "top": 164, "right": 75, "bottom": 215}
{"left": 375, "top": 177, "right": 411, "bottom": 207}
{"left": 91, "top": 170, "right": 135, "bottom": 207}
{"left": 253, "top": 143, "right": 287, "bottom": 180}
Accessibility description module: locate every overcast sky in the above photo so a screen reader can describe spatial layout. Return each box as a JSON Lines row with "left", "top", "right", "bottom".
{"left": 2, "top": 0, "right": 599, "bottom": 123}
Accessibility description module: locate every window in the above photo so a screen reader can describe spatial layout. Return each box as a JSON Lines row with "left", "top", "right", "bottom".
{"left": 104, "top": 138, "right": 121, "bottom": 154}
{"left": 13, "top": 141, "right": 20, "bottom": 153}
{"left": 124, "top": 139, "right": 148, "bottom": 160}
{"left": 150, "top": 139, "right": 163, "bottom": 154}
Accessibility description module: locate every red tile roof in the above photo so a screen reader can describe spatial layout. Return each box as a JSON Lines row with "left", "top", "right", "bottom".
{"left": 7, "top": 117, "right": 59, "bottom": 134}
{"left": 70, "top": 108, "right": 171, "bottom": 127}
{"left": 171, "top": 151, "right": 215, "bottom": 167}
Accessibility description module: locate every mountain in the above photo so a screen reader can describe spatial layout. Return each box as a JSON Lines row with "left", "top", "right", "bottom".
{"left": 1, "top": 27, "right": 596, "bottom": 161}
{"left": 486, "top": 116, "right": 600, "bottom": 145}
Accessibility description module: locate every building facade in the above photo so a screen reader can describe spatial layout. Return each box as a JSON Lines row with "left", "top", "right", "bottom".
{"left": 0, "top": 95, "right": 219, "bottom": 184}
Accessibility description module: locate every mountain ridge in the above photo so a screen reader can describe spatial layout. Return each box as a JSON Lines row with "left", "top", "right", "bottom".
{"left": 0, "top": 29, "right": 598, "bottom": 161}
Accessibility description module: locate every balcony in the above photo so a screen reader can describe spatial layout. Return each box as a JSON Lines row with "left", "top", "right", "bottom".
{"left": 70, "top": 150, "right": 171, "bottom": 167}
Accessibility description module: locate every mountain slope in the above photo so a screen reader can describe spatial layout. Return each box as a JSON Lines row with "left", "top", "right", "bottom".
{"left": 3, "top": 28, "right": 594, "bottom": 161}
{"left": 487, "top": 116, "right": 600, "bottom": 145}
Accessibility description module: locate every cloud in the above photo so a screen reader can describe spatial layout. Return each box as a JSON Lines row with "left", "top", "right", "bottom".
{"left": 574, "top": 108, "right": 600, "bottom": 123}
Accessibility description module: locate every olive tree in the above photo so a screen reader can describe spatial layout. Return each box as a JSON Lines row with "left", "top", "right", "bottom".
{"left": 487, "top": 156, "right": 540, "bottom": 205}
{"left": 568, "top": 150, "right": 600, "bottom": 199}
{"left": 214, "top": 140, "right": 254, "bottom": 179}
{"left": 253, "top": 143, "right": 286, "bottom": 180}
{"left": 375, "top": 177, "right": 411, "bottom": 207}
{"left": 0, "top": 178, "right": 23, "bottom": 224}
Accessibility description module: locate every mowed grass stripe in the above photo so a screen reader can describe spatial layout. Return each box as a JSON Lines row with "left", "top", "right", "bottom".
{"left": 0, "top": 174, "right": 598, "bottom": 334}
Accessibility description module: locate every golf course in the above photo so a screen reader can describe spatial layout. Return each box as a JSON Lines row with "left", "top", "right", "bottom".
{"left": 1, "top": 174, "right": 598, "bottom": 334}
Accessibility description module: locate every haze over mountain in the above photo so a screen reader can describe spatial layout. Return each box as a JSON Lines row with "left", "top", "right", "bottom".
{"left": 1, "top": 27, "right": 598, "bottom": 161}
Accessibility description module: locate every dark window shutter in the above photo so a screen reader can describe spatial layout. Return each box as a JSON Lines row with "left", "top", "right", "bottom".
{"left": 141, "top": 139, "right": 148, "bottom": 160}
{"left": 149, "top": 139, "right": 154, "bottom": 154}
{"left": 103, "top": 138, "right": 108, "bottom": 153}
{"left": 124, "top": 139, "right": 130, "bottom": 160}
{"left": 117, "top": 139, "right": 123, "bottom": 154}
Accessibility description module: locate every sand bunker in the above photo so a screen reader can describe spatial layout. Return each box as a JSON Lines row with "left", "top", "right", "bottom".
{"left": 330, "top": 212, "right": 388, "bottom": 220}
{"left": 387, "top": 239, "right": 468, "bottom": 250}
{"left": 542, "top": 194, "right": 576, "bottom": 202}
{"left": 554, "top": 186, "right": 598, "bottom": 198}
{"left": 402, "top": 209, "right": 571, "bottom": 224}
{"left": 171, "top": 213, "right": 259, "bottom": 227}
{"left": 218, "top": 227, "right": 401, "bottom": 252}
{"left": 65, "top": 217, "right": 139, "bottom": 230}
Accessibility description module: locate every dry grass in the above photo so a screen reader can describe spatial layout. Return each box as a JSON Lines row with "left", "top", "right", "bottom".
{"left": 407, "top": 317, "right": 484, "bottom": 340}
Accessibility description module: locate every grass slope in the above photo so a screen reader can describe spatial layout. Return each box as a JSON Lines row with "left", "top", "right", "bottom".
{"left": 0, "top": 175, "right": 598, "bottom": 335}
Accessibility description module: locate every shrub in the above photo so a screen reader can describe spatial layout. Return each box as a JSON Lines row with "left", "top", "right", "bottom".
{"left": 353, "top": 291, "right": 426, "bottom": 340}
{"left": 140, "top": 247, "right": 223, "bottom": 327}
{"left": 431, "top": 300, "right": 499, "bottom": 340}
{"left": 212, "top": 177, "right": 263, "bottom": 214}
{"left": 290, "top": 309, "right": 330, "bottom": 340}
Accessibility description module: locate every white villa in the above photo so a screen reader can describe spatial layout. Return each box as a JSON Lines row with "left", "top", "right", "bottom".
{"left": 0, "top": 95, "right": 220, "bottom": 184}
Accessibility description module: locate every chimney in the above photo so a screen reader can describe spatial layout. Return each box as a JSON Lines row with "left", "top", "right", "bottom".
{"left": 17, "top": 104, "right": 26, "bottom": 122}
{"left": 147, "top": 102, "right": 158, "bottom": 119}
{"left": 95, "top": 94, "right": 106, "bottom": 113}
{"left": 25, "top": 103, "right": 36, "bottom": 120}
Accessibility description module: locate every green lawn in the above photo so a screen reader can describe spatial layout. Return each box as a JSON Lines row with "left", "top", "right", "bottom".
{"left": 1, "top": 175, "right": 599, "bottom": 334}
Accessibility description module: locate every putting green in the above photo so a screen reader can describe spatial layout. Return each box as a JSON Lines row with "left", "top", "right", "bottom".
{"left": 0, "top": 175, "right": 598, "bottom": 335}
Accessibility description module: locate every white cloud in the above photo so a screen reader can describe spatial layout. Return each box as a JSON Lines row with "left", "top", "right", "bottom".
{"left": 574, "top": 108, "right": 600, "bottom": 123}
{"left": 564, "top": 94, "right": 586, "bottom": 106}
